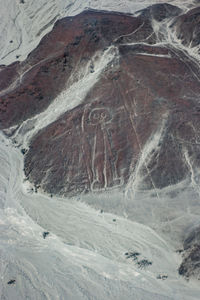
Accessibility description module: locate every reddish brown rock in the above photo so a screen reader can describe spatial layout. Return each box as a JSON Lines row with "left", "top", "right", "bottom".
{"left": 0, "top": 10, "right": 144, "bottom": 129}
{"left": 137, "top": 3, "right": 182, "bottom": 22}
{"left": 173, "top": 6, "right": 200, "bottom": 49}
{"left": 25, "top": 42, "right": 200, "bottom": 195}
{"left": 1, "top": 5, "right": 200, "bottom": 200}
{"left": 0, "top": 62, "right": 20, "bottom": 92}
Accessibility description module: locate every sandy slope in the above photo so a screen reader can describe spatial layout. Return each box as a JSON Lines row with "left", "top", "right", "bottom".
{"left": 0, "top": 131, "right": 200, "bottom": 299}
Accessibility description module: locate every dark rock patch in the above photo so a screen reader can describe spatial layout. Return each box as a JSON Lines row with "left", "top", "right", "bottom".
{"left": 24, "top": 43, "right": 200, "bottom": 196}
{"left": 137, "top": 3, "right": 182, "bottom": 22}
{"left": 43, "top": 231, "right": 50, "bottom": 239}
{"left": 179, "top": 226, "right": 200, "bottom": 279}
{"left": 7, "top": 279, "right": 16, "bottom": 285}
{"left": 172, "top": 7, "right": 200, "bottom": 49}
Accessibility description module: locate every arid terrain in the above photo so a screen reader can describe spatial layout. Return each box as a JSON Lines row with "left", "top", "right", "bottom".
{"left": 1, "top": 1, "right": 200, "bottom": 299}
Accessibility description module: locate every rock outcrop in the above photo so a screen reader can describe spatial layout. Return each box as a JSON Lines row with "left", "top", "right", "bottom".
{"left": 179, "top": 226, "right": 200, "bottom": 280}
{"left": 0, "top": 10, "right": 143, "bottom": 129}
{"left": 24, "top": 42, "right": 200, "bottom": 196}
{"left": 173, "top": 6, "right": 200, "bottom": 49}
{"left": 136, "top": 3, "right": 182, "bottom": 22}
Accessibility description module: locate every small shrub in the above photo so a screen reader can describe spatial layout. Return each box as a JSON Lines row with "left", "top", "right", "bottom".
{"left": 157, "top": 274, "right": 168, "bottom": 280}
{"left": 43, "top": 232, "right": 49, "bottom": 239}
{"left": 137, "top": 259, "right": 152, "bottom": 269}
{"left": 7, "top": 280, "right": 16, "bottom": 285}
{"left": 125, "top": 252, "right": 140, "bottom": 260}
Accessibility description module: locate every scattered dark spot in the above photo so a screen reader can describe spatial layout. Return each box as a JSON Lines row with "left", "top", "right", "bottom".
{"left": 43, "top": 231, "right": 49, "bottom": 239}
{"left": 125, "top": 251, "right": 140, "bottom": 260}
{"left": 157, "top": 274, "right": 168, "bottom": 280}
{"left": 125, "top": 252, "right": 152, "bottom": 268}
{"left": 113, "top": 219, "right": 116, "bottom": 222}
{"left": 41, "top": 66, "right": 49, "bottom": 73}
{"left": 90, "top": 64, "right": 94, "bottom": 73}
{"left": 21, "top": 148, "right": 27, "bottom": 155}
{"left": 34, "top": 184, "right": 40, "bottom": 193}
{"left": 100, "top": 209, "right": 103, "bottom": 213}
{"left": 178, "top": 264, "right": 187, "bottom": 276}
{"left": 137, "top": 259, "right": 152, "bottom": 268}
{"left": 9, "top": 40, "right": 13, "bottom": 43}
{"left": 72, "top": 36, "right": 82, "bottom": 46}
{"left": 16, "top": 55, "right": 20, "bottom": 59}
{"left": 176, "top": 249, "right": 184, "bottom": 254}
{"left": 7, "top": 280, "right": 16, "bottom": 285}
{"left": 112, "top": 75, "right": 119, "bottom": 81}
{"left": 63, "top": 51, "right": 69, "bottom": 58}
{"left": 38, "top": 95, "right": 44, "bottom": 101}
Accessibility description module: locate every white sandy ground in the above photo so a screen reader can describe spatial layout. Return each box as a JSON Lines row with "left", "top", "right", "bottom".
{"left": 1, "top": 0, "right": 200, "bottom": 299}
{"left": 0, "top": 131, "right": 200, "bottom": 299}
